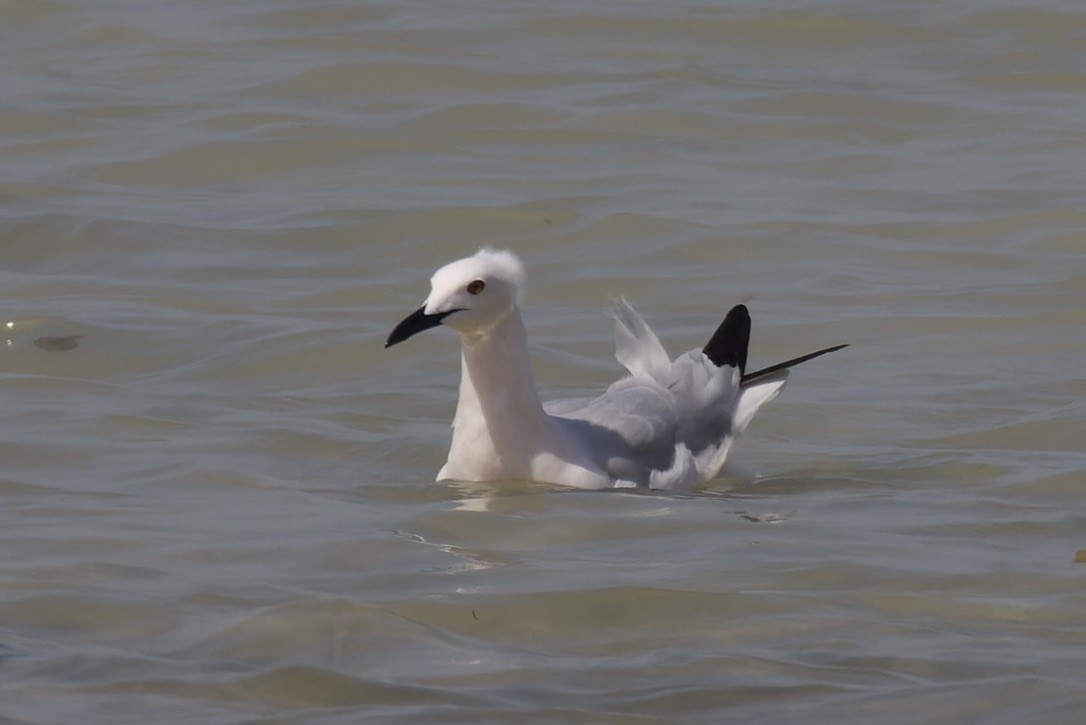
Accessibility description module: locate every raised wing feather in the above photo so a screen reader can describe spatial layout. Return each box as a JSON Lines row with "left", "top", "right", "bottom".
{"left": 613, "top": 297, "right": 670, "bottom": 380}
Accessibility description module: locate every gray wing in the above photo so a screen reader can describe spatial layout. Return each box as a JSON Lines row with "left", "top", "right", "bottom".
{"left": 539, "top": 300, "right": 788, "bottom": 489}
{"left": 545, "top": 377, "right": 683, "bottom": 485}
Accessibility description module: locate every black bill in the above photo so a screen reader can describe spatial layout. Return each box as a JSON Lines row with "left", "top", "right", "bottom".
{"left": 385, "top": 306, "right": 460, "bottom": 348}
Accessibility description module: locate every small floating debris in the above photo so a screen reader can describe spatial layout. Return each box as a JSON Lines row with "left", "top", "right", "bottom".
{"left": 1075, "top": 549, "right": 1086, "bottom": 564}
{"left": 34, "top": 335, "right": 83, "bottom": 352}
{"left": 738, "top": 510, "right": 794, "bottom": 524}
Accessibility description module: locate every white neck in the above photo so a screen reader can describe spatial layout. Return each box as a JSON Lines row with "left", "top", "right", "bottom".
{"left": 438, "top": 306, "right": 613, "bottom": 488}
{"left": 443, "top": 306, "right": 552, "bottom": 479}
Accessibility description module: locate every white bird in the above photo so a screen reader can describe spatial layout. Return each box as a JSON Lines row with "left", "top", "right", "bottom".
{"left": 386, "top": 248, "right": 845, "bottom": 491}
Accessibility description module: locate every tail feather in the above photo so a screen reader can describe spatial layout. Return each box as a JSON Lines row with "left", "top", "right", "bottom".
{"left": 704, "top": 304, "right": 846, "bottom": 384}
{"left": 741, "top": 344, "right": 848, "bottom": 386}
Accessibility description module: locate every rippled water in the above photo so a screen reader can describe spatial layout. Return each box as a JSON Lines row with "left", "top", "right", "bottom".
{"left": 3, "top": 1, "right": 1085, "bottom": 722}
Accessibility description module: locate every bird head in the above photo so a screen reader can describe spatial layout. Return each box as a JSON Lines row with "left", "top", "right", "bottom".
{"left": 385, "top": 248, "right": 525, "bottom": 347}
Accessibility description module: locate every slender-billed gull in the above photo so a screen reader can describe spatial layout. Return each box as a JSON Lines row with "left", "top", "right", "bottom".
{"left": 386, "top": 248, "right": 845, "bottom": 490}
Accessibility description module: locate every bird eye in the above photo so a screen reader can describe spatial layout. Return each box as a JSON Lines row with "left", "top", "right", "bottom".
{"left": 467, "top": 279, "right": 486, "bottom": 295}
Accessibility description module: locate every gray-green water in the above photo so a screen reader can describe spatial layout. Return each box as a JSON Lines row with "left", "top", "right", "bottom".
{"left": 3, "top": 1, "right": 1085, "bottom": 722}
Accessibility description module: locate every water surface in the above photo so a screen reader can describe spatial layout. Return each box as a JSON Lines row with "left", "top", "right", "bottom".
{"left": 2, "top": 1, "right": 1085, "bottom": 722}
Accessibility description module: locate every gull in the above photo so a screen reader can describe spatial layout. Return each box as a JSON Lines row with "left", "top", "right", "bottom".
{"left": 385, "top": 248, "right": 845, "bottom": 491}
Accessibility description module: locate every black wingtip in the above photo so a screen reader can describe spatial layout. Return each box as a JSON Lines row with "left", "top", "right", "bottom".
{"left": 703, "top": 304, "right": 751, "bottom": 373}
{"left": 741, "top": 343, "right": 848, "bottom": 385}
